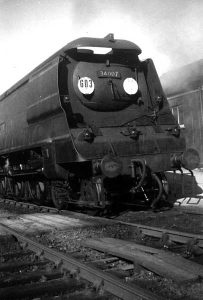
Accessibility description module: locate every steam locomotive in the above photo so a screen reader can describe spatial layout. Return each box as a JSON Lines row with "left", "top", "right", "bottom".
{"left": 0, "top": 34, "right": 199, "bottom": 211}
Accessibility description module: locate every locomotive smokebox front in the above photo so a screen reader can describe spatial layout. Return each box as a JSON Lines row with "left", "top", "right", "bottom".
{"left": 72, "top": 60, "right": 140, "bottom": 112}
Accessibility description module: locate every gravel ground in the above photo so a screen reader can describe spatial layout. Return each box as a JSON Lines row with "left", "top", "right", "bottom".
{"left": 115, "top": 207, "right": 203, "bottom": 234}
{"left": 35, "top": 223, "right": 203, "bottom": 300}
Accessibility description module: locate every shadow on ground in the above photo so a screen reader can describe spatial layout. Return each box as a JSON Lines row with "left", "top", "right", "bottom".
{"left": 166, "top": 171, "right": 203, "bottom": 201}
{"left": 108, "top": 171, "right": 203, "bottom": 217}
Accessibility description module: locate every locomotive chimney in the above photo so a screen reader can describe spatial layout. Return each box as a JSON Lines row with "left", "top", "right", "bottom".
{"left": 104, "top": 33, "right": 115, "bottom": 42}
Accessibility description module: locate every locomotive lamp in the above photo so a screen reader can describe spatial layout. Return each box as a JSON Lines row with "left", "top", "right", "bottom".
{"left": 128, "top": 126, "right": 142, "bottom": 140}
{"left": 181, "top": 148, "right": 200, "bottom": 170}
{"left": 78, "top": 128, "right": 95, "bottom": 143}
{"left": 120, "top": 125, "right": 142, "bottom": 140}
{"left": 101, "top": 154, "right": 123, "bottom": 178}
{"left": 155, "top": 96, "right": 163, "bottom": 108}
{"left": 123, "top": 78, "right": 138, "bottom": 95}
{"left": 166, "top": 126, "right": 180, "bottom": 137}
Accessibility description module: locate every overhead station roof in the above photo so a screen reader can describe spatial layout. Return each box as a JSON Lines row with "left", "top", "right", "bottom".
{"left": 161, "top": 59, "right": 203, "bottom": 97}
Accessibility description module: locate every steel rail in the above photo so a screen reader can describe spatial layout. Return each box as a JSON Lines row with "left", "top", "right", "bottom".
{"left": 63, "top": 209, "right": 203, "bottom": 247}
{"left": 0, "top": 222, "right": 163, "bottom": 300}
{"left": 62, "top": 208, "right": 203, "bottom": 247}
{"left": 116, "top": 220, "right": 203, "bottom": 247}
{"left": 64, "top": 210, "right": 203, "bottom": 247}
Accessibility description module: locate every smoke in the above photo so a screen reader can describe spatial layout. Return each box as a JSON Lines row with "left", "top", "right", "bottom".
{"left": 161, "top": 59, "right": 203, "bottom": 96}
{"left": 70, "top": 0, "right": 203, "bottom": 68}
{"left": 0, "top": 0, "right": 202, "bottom": 95}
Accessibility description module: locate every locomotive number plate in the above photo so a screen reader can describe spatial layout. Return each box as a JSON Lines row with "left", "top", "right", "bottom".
{"left": 97, "top": 70, "right": 121, "bottom": 78}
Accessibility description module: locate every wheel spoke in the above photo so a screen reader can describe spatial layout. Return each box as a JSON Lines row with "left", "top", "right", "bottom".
{"left": 139, "top": 173, "right": 163, "bottom": 208}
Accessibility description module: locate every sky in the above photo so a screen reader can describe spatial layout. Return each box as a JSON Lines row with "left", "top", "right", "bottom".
{"left": 0, "top": 0, "right": 202, "bottom": 95}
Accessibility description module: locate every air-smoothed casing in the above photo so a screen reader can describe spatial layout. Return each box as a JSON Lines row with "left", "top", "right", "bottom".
{"left": 0, "top": 35, "right": 187, "bottom": 179}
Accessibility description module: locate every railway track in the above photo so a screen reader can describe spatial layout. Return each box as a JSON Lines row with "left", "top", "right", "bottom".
{"left": 0, "top": 222, "right": 163, "bottom": 300}
{"left": 0, "top": 198, "right": 203, "bottom": 299}
{"left": 1, "top": 197, "right": 203, "bottom": 253}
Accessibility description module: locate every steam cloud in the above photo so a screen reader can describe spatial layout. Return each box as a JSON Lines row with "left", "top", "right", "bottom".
{"left": 161, "top": 59, "right": 203, "bottom": 96}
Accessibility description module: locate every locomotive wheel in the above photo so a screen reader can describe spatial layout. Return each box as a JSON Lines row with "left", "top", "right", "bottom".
{"left": 28, "top": 181, "right": 43, "bottom": 202}
{"left": 50, "top": 182, "right": 68, "bottom": 210}
{"left": 14, "top": 182, "right": 21, "bottom": 198}
{"left": 140, "top": 173, "right": 163, "bottom": 208}
{"left": 5, "top": 177, "right": 14, "bottom": 197}
{"left": 80, "top": 178, "right": 107, "bottom": 208}
{"left": 154, "top": 172, "right": 171, "bottom": 209}
{"left": 16, "top": 181, "right": 29, "bottom": 200}
{"left": 0, "top": 179, "right": 6, "bottom": 197}
{"left": 36, "top": 182, "right": 45, "bottom": 201}
{"left": 149, "top": 173, "right": 163, "bottom": 209}
{"left": 22, "top": 181, "right": 32, "bottom": 201}
{"left": 158, "top": 173, "right": 169, "bottom": 200}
